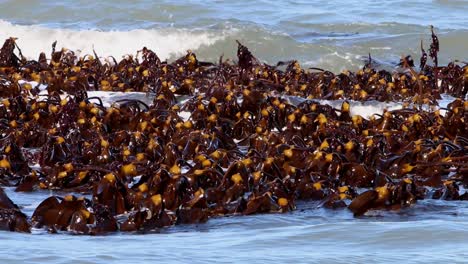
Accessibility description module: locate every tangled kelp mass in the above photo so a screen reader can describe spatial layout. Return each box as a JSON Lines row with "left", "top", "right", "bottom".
{"left": 0, "top": 28, "right": 467, "bottom": 234}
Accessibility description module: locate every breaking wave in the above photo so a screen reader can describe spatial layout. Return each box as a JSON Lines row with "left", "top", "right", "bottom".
{"left": 0, "top": 19, "right": 227, "bottom": 60}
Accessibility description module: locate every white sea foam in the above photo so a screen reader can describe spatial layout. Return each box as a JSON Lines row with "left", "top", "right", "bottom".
{"left": 179, "top": 111, "right": 192, "bottom": 121}
{"left": 0, "top": 19, "right": 226, "bottom": 61}
{"left": 87, "top": 91, "right": 152, "bottom": 107}
{"left": 315, "top": 99, "right": 403, "bottom": 119}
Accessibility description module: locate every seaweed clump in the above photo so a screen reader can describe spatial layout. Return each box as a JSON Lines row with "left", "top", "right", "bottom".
{"left": 0, "top": 27, "right": 467, "bottom": 234}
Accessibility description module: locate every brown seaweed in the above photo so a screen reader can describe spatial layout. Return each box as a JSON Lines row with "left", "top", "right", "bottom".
{"left": 0, "top": 27, "right": 467, "bottom": 234}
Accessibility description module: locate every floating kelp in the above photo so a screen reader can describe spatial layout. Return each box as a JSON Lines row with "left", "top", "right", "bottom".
{"left": 0, "top": 188, "right": 30, "bottom": 232}
{"left": 0, "top": 27, "right": 467, "bottom": 234}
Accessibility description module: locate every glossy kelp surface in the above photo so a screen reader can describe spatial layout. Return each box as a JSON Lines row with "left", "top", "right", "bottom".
{"left": 0, "top": 28, "right": 467, "bottom": 234}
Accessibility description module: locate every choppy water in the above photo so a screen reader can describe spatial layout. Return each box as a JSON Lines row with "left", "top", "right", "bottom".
{"left": 1, "top": 0, "right": 468, "bottom": 263}
{"left": 1, "top": 0, "right": 468, "bottom": 72}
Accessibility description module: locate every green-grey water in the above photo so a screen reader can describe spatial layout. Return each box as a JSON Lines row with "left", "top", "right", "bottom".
{"left": 0, "top": 0, "right": 467, "bottom": 72}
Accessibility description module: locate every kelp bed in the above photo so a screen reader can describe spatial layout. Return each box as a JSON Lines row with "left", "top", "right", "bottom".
{"left": 0, "top": 28, "right": 467, "bottom": 234}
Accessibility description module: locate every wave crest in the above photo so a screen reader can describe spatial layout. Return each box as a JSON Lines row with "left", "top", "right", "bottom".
{"left": 0, "top": 20, "right": 226, "bottom": 60}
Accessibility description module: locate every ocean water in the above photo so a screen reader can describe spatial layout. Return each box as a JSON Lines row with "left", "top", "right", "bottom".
{"left": 1, "top": 0, "right": 468, "bottom": 72}
{"left": 1, "top": 1, "right": 468, "bottom": 263}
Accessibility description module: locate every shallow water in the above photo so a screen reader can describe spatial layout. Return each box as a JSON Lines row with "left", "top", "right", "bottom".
{"left": 1, "top": 1, "right": 468, "bottom": 263}
{"left": 3, "top": 186, "right": 468, "bottom": 263}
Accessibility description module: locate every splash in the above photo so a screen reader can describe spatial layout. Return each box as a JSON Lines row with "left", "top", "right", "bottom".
{"left": 0, "top": 19, "right": 226, "bottom": 60}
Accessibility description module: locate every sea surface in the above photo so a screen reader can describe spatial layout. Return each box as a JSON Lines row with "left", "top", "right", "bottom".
{"left": 0, "top": 0, "right": 468, "bottom": 263}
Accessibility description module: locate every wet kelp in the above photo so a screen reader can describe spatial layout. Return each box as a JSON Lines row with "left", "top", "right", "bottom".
{"left": 0, "top": 28, "right": 467, "bottom": 234}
